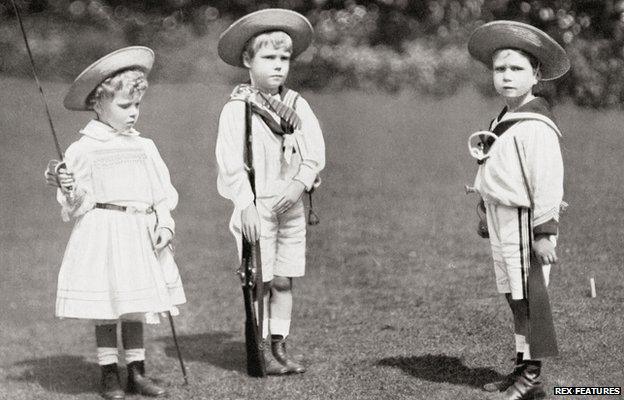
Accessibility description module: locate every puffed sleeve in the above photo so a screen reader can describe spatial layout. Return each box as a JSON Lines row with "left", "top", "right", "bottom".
{"left": 519, "top": 121, "right": 564, "bottom": 235}
{"left": 144, "top": 139, "right": 178, "bottom": 234}
{"left": 56, "top": 141, "right": 96, "bottom": 222}
{"left": 215, "top": 101, "right": 255, "bottom": 209}
{"left": 292, "top": 97, "right": 326, "bottom": 191}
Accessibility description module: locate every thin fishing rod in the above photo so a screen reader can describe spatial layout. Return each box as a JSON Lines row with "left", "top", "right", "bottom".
{"left": 10, "top": 0, "right": 64, "bottom": 159}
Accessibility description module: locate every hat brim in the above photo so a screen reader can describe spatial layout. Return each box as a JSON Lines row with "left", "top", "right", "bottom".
{"left": 468, "top": 21, "right": 570, "bottom": 81}
{"left": 63, "top": 46, "right": 155, "bottom": 111}
{"left": 218, "top": 9, "right": 313, "bottom": 68}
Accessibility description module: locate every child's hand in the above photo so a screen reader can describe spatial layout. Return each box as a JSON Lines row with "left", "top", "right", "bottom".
{"left": 273, "top": 181, "right": 305, "bottom": 215}
{"left": 58, "top": 169, "right": 75, "bottom": 195}
{"left": 46, "top": 160, "right": 75, "bottom": 194}
{"left": 44, "top": 160, "right": 61, "bottom": 187}
{"left": 154, "top": 228, "right": 173, "bottom": 251}
{"left": 533, "top": 236, "right": 557, "bottom": 265}
{"left": 241, "top": 203, "right": 260, "bottom": 243}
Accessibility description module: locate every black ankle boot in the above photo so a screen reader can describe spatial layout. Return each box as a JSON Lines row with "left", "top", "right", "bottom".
{"left": 271, "top": 335, "right": 306, "bottom": 374}
{"left": 497, "top": 361, "right": 545, "bottom": 400}
{"left": 262, "top": 339, "right": 288, "bottom": 375}
{"left": 484, "top": 353, "right": 525, "bottom": 392}
{"left": 126, "top": 360, "right": 167, "bottom": 397}
{"left": 100, "top": 363, "right": 124, "bottom": 400}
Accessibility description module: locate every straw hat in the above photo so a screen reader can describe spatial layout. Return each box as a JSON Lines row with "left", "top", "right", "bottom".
{"left": 468, "top": 20, "right": 570, "bottom": 81}
{"left": 218, "top": 8, "right": 313, "bottom": 68}
{"left": 63, "top": 46, "right": 155, "bottom": 111}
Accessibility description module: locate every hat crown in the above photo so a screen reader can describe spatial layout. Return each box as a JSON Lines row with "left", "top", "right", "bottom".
{"left": 217, "top": 8, "right": 313, "bottom": 68}
{"left": 467, "top": 20, "right": 570, "bottom": 81}
{"left": 64, "top": 46, "right": 155, "bottom": 111}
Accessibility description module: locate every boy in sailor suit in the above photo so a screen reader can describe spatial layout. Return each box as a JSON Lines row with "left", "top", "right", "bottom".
{"left": 215, "top": 9, "right": 325, "bottom": 375}
{"left": 467, "top": 21, "right": 570, "bottom": 400}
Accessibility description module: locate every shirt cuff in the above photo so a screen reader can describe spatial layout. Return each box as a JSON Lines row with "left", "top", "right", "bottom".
{"left": 534, "top": 218, "right": 558, "bottom": 236}
{"left": 294, "top": 165, "right": 318, "bottom": 191}
{"left": 234, "top": 189, "right": 255, "bottom": 210}
{"left": 154, "top": 203, "right": 176, "bottom": 235}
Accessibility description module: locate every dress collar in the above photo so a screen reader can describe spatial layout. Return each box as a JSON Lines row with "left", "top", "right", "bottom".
{"left": 79, "top": 119, "right": 140, "bottom": 141}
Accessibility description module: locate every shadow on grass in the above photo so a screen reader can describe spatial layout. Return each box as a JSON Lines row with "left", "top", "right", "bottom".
{"left": 376, "top": 354, "right": 504, "bottom": 388}
{"left": 9, "top": 354, "right": 99, "bottom": 395}
{"left": 157, "top": 331, "right": 246, "bottom": 372}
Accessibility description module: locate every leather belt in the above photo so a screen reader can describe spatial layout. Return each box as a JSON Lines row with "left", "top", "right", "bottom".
{"left": 95, "top": 203, "right": 154, "bottom": 214}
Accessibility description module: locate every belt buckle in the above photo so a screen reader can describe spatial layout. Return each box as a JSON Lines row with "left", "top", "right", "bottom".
{"left": 126, "top": 205, "right": 154, "bottom": 214}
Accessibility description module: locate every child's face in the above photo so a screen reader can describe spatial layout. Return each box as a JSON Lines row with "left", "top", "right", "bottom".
{"left": 95, "top": 89, "right": 144, "bottom": 131}
{"left": 492, "top": 49, "right": 538, "bottom": 101}
{"left": 245, "top": 44, "right": 291, "bottom": 94}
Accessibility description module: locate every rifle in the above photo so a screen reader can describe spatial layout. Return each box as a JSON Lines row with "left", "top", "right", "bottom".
{"left": 236, "top": 100, "right": 266, "bottom": 377}
{"left": 513, "top": 136, "right": 558, "bottom": 358}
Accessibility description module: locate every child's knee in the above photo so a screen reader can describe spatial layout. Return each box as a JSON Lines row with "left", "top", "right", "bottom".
{"left": 271, "top": 276, "right": 292, "bottom": 292}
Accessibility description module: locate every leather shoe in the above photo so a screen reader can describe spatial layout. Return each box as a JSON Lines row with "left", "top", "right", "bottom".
{"left": 100, "top": 363, "right": 124, "bottom": 400}
{"left": 126, "top": 360, "right": 167, "bottom": 397}
{"left": 271, "top": 335, "right": 306, "bottom": 374}
{"left": 262, "top": 339, "right": 288, "bottom": 375}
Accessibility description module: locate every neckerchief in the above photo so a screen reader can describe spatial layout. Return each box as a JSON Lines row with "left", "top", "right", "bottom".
{"left": 230, "top": 84, "right": 302, "bottom": 163}
{"left": 230, "top": 84, "right": 301, "bottom": 133}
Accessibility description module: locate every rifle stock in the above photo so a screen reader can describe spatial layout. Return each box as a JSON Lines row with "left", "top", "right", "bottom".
{"left": 239, "top": 99, "right": 266, "bottom": 377}
{"left": 241, "top": 237, "right": 265, "bottom": 377}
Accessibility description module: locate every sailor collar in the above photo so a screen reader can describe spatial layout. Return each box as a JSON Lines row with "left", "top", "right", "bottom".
{"left": 491, "top": 97, "right": 562, "bottom": 137}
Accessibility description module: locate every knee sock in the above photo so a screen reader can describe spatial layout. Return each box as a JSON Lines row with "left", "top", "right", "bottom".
{"left": 270, "top": 318, "right": 291, "bottom": 338}
{"left": 262, "top": 318, "right": 269, "bottom": 339}
{"left": 121, "top": 321, "right": 144, "bottom": 349}
{"left": 96, "top": 323, "right": 118, "bottom": 365}
{"left": 121, "top": 321, "right": 145, "bottom": 363}
{"left": 97, "top": 347, "right": 119, "bottom": 366}
{"left": 125, "top": 348, "right": 146, "bottom": 363}
{"left": 514, "top": 334, "right": 530, "bottom": 360}
{"left": 507, "top": 295, "right": 531, "bottom": 360}
{"left": 96, "top": 323, "right": 118, "bottom": 348}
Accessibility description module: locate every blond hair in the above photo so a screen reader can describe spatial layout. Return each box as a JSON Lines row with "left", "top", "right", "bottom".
{"left": 242, "top": 31, "right": 293, "bottom": 62}
{"left": 87, "top": 69, "right": 148, "bottom": 108}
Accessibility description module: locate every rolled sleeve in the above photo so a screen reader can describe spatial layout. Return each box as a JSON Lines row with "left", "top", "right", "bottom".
{"left": 293, "top": 97, "right": 325, "bottom": 191}
{"left": 154, "top": 202, "right": 175, "bottom": 235}
{"left": 216, "top": 101, "right": 255, "bottom": 209}
{"left": 519, "top": 121, "right": 564, "bottom": 233}
{"left": 57, "top": 143, "right": 96, "bottom": 221}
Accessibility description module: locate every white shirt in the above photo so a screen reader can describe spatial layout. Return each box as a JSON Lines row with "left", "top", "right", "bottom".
{"left": 474, "top": 113, "right": 564, "bottom": 227}
{"left": 215, "top": 95, "right": 325, "bottom": 210}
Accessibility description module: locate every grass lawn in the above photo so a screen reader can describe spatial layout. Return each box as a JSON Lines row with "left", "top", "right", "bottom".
{"left": 0, "top": 76, "right": 622, "bottom": 399}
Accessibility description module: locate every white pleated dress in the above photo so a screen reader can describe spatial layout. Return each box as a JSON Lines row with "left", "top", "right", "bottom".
{"left": 55, "top": 120, "right": 186, "bottom": 322}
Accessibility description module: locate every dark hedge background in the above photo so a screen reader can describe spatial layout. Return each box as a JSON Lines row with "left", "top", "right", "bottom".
{"left": 1, "top": 0, "right": 623, "bottom": 107}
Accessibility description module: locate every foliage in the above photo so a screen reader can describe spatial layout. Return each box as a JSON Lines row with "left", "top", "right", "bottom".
{"left": 1, "top": 0, "right": 624, "bottom": 107}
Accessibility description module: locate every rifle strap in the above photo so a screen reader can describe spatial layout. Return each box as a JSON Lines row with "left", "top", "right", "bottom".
{"left": 244, "top": 99, "right": 253, "bottom": 193}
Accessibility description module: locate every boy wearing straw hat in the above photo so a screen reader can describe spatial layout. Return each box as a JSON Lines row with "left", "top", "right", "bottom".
{"left": 467, "top": 21, "right": 570, "bottom": 400}
{"left": 45, "top": 46, "right": 185, "bottom": 399}
{"left": 215, "top": 9, "right": 325, "bottom": 375}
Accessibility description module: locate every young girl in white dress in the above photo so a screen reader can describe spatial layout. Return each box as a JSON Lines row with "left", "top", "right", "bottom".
{"left": 45, "top": 46, "right": 185, "bottom": 400}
